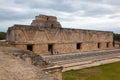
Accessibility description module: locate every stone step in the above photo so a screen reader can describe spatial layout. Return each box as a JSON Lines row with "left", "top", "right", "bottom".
{"left": 42, "top": 49, "right": 120, "bottom": 72}
{"left": 43, "top": 49, "right": 120, "bottom": 62}
{"left": 55, "top": 53, "right": 120, "bottom": 65}
{"left": 62, "top": 57, "right": 120, "bottom": 72}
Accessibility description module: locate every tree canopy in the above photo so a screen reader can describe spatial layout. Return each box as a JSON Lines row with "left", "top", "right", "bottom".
{"left": 0, "top": 32, "right": 6, "bottom": 40}
{"left": 114, "top": 33, "right": 120, "bottom": 41}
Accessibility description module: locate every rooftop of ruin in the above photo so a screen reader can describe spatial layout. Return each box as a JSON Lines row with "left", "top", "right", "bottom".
{"left": 8, "top": 14, "right": 113, "bottom": 33}
{"left": 31, "top": 14, "right": 62, "bottom": 28}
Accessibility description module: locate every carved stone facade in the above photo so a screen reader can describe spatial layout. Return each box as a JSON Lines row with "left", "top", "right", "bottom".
{"left": 6, "top": 15, "right": 113, "bottom": 55}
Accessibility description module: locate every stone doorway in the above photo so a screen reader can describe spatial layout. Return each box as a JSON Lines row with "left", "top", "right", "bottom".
{"left": 27, "top": 45, "right": 33, "bottom": 51}
{"left": 48, "top": 44, "right": 53, "bottom": 54}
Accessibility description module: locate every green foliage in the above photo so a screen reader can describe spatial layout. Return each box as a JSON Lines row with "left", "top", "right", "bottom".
{"left": 63, "top": 62, "right": 120, "bottom": 80}
{"left": 114, "top": 34, "right": 120, "bottom": 41}
{"left": 0, "top": 32, "right": 6, "bottom": 40}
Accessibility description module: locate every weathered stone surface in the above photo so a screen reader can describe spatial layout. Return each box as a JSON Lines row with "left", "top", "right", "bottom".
{"left": 114, "top": 41, "right": 120, "bottom": 48}
{"left": 0, "top": 47, "right": 60, "bottom": 80}
{"left": 42, "top": 49, "right": 120, "bottom": 72}
{"left": 31, "top": 14, "right": 61, "bottom": 28}
{"left": 43, "top": 49, "right": 120, "bottom": 62}
{"left": 6, "top": 15, "right": 114, "bottom": 55}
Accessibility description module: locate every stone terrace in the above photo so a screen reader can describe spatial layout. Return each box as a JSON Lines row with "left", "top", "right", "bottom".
{"left": 43, "top": 49, "right": 120, "bottom": 62}
{"left": 42, "top": 49, "right": 120, "bottom": 71}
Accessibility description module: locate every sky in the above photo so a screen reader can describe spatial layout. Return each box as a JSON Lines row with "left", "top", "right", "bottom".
{"left": 0, "top": 0, "right": 120, "bottom": 33}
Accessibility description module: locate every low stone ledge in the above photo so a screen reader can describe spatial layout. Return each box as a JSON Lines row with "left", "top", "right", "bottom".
{"left": 43, "top": 66, "right": 63, "bottom": 80}
{"left": 43, "top": 49, "right": 120, "bottom": 62}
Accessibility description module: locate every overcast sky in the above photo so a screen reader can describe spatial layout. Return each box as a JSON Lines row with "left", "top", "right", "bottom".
{"left": 0, "top": 0, "right": 120, "bottom": 33}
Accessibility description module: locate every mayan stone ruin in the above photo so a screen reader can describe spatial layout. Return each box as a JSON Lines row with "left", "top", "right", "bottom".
{"left": 6, "top": 15, "right": 114, "bottom": 55}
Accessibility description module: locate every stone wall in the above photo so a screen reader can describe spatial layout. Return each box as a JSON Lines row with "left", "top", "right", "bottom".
{"left": 33, "top": 44, "right": 48, "bottom": 54}
{"left": 43, "top": 49, "right": 120, "bottom": 62}
{"left": 43, "top": 66, "right": 63, "bottom": 80}
{"left": 7, "top": 27, "right": 113, "bottom": 54}
{"left": 15, "top": 45, "right": 27, "bottom": 50}
{"left": 31, "top": 15, "right": 61, "bottom": 28}
{"left": 114, "top": 41, "right": 120, "bottom": 48}
{"left": 6, "top": 15, "right": 114, "bottom": 55}
{"left": 7, "top": 27, "right": 113, "bottom": 44}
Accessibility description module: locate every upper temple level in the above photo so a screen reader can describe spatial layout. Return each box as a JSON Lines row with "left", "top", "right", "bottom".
{"left": 31, "top": 14, "right": 62, "bottom": 28}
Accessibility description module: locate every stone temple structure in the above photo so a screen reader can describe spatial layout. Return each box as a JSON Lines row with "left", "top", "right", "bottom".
{"left": 6, "top": 15, "right": 113, "bottom": 55}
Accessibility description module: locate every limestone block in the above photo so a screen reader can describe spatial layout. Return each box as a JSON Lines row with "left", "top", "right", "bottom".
{"left": 15, "top": 45, "right": 26, "bottom": 50}
{"left": 47, "top": 16, "right": 57, "bottom": 21}
{"left": 35, "top": 15, "right": 47, "bottom": 21}
{"left": 33, "top": 44, "right": 49, "bottom": 54}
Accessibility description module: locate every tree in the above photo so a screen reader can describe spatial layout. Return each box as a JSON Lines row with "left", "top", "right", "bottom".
{"left": 114, "top": 33, "right": 120, "bottom": 41}
{"left": 0, "top": 32, "right": 6, "bottom": 40}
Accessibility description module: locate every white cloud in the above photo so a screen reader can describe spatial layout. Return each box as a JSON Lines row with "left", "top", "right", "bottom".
{"left": 0, "top": 0, "right": 120, "bottom": 33}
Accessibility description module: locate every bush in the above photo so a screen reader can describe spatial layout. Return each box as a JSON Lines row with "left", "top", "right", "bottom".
{"left": 0, "top": 32, "right": 6, "bottom": 40}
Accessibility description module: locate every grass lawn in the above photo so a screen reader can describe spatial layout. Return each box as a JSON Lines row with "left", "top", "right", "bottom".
{"left": 63, "top": 61, "right": 120, "bottom": 80}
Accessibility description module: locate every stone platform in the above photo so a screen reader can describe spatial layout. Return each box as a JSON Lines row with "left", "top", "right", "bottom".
{"left": 42, "top": 49, "right": 120, "bottom": 72}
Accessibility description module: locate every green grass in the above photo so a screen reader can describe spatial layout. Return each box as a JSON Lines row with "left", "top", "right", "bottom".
{"left": 63, "top": 61, "right": 120, "bottom": 80}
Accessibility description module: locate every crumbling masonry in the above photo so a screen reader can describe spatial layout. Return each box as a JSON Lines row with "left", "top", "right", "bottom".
{"left": 6, "top": 15, "right": 113, "bottom": 55}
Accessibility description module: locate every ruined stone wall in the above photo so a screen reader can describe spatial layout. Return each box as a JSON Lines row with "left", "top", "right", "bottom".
{"left": 6, "top": 15, "right": 114, "bottom": 54}
{"left": 33, "top": 44, "right": 48, "bottom": 54}
{"left": 6, "top": 29, "right": 16, "bottom": 42}
{"left": 6, "top": 25, "right": 113, "bottom": 54}
{"left": 114, "top": 41, "right": 120, "bottom": 48}
{"left": 31, "top": 15, "right": 61, "bottom": 28}
{"left": 7, "top": 26, "right": 113, "bottom": 43}
{"left": 15, "top": 45, "right": 27, "bottom": 50}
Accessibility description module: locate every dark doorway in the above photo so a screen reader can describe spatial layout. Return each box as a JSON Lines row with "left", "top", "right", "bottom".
{"left": 98, "top": 43, "right": 100, "bottom": 48}
{"left": 27, "top": 45, "right": 33, "bottom": 51}
{"left": 106, "top": 42, "right": 109, "bottom": 48}
{"left": 48, "top": 44, "right": 53, "bottom": 54}
{"left": 51, "top": 24, "right": 54, "bottom": 27}
{"left": 113, "top": 42, "right": 115, "bottom": 47}
{"left": 76, "top": 43, "right": 81, "bottom": 49}
{"left": 47, "top": 17, "right": 49, "bottom": 20}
